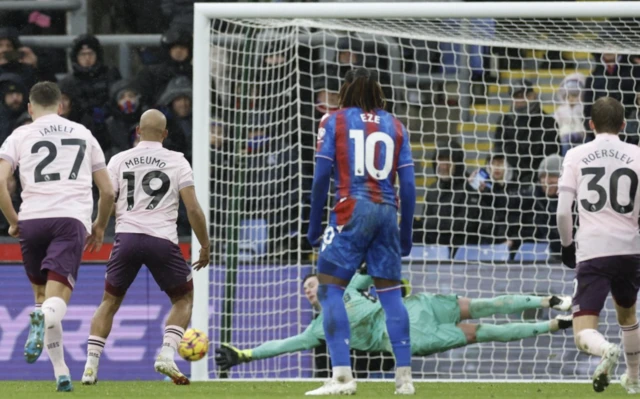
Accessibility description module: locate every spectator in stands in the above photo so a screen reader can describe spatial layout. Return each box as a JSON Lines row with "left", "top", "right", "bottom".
{"left": 0, "top": 73, "right": 27, "bottom": 144}
{"left": 244, "top": 113, "right": 298, "bottom": 257}
{"left": 157, "top": 75, "right": 191, "bottom": 161}
{"left": 137, "top": 28, "right": 192, "bottom": 107}
{"left": 0, "top": 27, "right": 39, "bottom": 90}
{"left": 59, "top": 34, "right": 121, "bottom": 135}
{"left": 554, "top": 73, "right": 589, "bottom": 155}
{"left": 623, "top": 92, "right": 640, "bottom": 145}
{"left": 583, "top": 53, "right": 638, "bottom": 119}
{"left": 494, "top": 79, "right": 558, "bottom": 184}
{"left": 105, "top": 80, "right": 143, "bottom": 160}
{"left": 467, "top": 153, "right": 521, "bottom": 246}
{"left": 58, "top": 79, "right": 109, "bottom": 151}
{"left": 415, "top": 140, "right": 480, "bottom": 248}
{"left": 161, "top": 0, "right": 215, "bottom": 32}
{"left": 514, "top": 154, "right": 563, "bottom": 258}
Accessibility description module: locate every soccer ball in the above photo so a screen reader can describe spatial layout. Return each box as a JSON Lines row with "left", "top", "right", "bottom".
{"left": 178, "top": 328, "right": 209, "bottom": 362}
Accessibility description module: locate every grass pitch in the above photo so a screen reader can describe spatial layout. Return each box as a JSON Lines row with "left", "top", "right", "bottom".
{"left": 0, "top": 381, "right": 635, "bottom": 399}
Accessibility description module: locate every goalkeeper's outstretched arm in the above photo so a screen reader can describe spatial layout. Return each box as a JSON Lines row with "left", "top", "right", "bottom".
{"left": 215, "top": 327, "right": 323, "bottom": 370}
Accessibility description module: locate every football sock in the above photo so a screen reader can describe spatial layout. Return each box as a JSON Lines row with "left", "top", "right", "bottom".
{"left": 378, "top": 286, "right": 412, "bottom": 368}
{"left": 86, "top": 335, "right": 106, "bottom": 369}
{"left": 42, "top": 297, "right": 69, "bottom": 378}
{"left": 476, "top": 322, "right": 550, "bottom": 343}
{"left": 318, "top": 284, "right": 352, "bottom": 372}
{"left": 576, "top": 329, "right": 609, "bottom": 357}
{"left": 470, "top": 295, "right": 543, "bottom": 318}
{"left": 160, "top": 325, "right": 185, "bottom": 359}
{"left": 622, "top": 322, "right": 640, "bottom": 382}
{"left": 35, "top": 303, "right": 42, "bottom": 312}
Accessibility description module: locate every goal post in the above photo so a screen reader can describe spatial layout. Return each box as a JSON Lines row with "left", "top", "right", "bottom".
{"left": 192, "top": 1, "right": 640, "bottom": 382}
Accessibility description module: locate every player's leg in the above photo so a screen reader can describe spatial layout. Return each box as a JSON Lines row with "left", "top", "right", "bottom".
{"left": 367, "top": 205, "right": 413, "bottom": 395}
{"left": 306, "top": 200, "right": 367, "bottom": 396}
{"left": 610, "top": 257, "right": 640, "bottom": 393}
{"left": 454, "top": 317, "right": 573, "bottom": 347}
{"left": 18, "top": 219, "right": 49, "bottom": 364}
{"left": 457, "top": 294, "right": 571, "bottom": 321}
{"left": 39, "top": 218, "right": 87, "bottom": 392}
{"left": 83, "top": 233, "right": 142, "bottom": 385}
{"left": 145, "top": 235, "right": 194, "bottom": 385}
{"left": 572, "top": 257, "right": 620, "bottom": 392}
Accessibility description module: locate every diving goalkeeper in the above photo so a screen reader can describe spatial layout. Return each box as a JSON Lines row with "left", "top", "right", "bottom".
{"left": 215, "top": 268, "right": 573, "bottom": 369}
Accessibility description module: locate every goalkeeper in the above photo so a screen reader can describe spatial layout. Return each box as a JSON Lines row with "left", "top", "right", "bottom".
{"left": 215, "top": 267, "right": 573, "bottom": 369}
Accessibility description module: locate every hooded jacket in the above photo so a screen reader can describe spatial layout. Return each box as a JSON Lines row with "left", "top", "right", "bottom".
{"left": 58, "top": 34, "right": 121, "bottom": 115}
{"left": 105, "top": 79, "right": 143, "bottom": 160}
{"left": 137, "top": 28, "right": 192, "bottom": 107}
{"left": 420, "top": 141, "right": 480, "bottom": 247}
{"left": 0, "top": 73, "right": 27, "bottom": 143}
{"left": 0, "top": 27, "right": 37, "bottom": 90}
{"left": 157, "top": 76, "right": 190, "bottom": 160}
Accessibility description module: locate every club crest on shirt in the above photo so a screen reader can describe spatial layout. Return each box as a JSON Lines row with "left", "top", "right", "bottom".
{"left": 317, "top": 127, "right": 326, "bottom": 142}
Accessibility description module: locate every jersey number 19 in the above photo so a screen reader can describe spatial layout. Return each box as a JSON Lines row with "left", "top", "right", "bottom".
{"left": 122, "top": 171, "right": 171, "bottom": 211}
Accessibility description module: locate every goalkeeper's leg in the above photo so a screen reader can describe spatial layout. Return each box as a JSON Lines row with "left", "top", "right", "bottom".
{"left": 457, "top": 316, "right": 573, "bottom": 346}
{"left": 459, "top": 294, "right": 571, "bottom": 320}
{"left": 82, "top": 291, "right": 124, "bottom": 385}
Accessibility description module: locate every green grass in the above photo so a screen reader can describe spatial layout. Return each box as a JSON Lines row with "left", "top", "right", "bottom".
{"left": 0, "top": 381, "right": 635, "bottom": 399}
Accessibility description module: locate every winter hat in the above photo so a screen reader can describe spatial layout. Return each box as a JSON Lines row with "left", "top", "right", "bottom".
{"left": 538, "top": 154, "right": 563, "bottom": 177}
{"left": 0, "top": 27, "right": 21, "bottom": 50}
{"left": 0, "top": 73, "right": 26, "bottom": 97}
{"left": 157, "top": 76, "right": 192, "bottom": 107}
{"left": 71, "top": 34, "right": 103, "bottom": 62}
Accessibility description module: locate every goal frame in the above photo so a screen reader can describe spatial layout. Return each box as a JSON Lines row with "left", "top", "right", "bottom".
{"left": 191, "top": 1, "right": 640, "bottom": 382}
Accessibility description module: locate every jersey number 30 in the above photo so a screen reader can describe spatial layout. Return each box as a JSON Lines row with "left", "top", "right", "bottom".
{"left": 122, "top": 171, "right": 170, "bottom": 211}
{"left": 581, "top": 167, "right": 638, "bottom": 214}
{"left": 349, "top": 130, "right": 394, "bottom": 180}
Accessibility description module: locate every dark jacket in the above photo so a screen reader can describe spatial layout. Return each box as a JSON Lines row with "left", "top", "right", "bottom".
{"left": 58, "top": 78, "right": 109, "bottom": 151}
{"left": 0, "top": 73, "right": 27, "bottom": 144}
{"left": 157, "top": 76, "right": 191, "bottom": 160}
{"left": 513, "top": 185, "right": 561, "bottom": 255}
{"left": 58, "top": 35, "right": 121, "bottom": 116}
{"left": 418, "top": 141, "right": 481, "bottom": 247}
{"left": 494, "top": 105, "right": 559, "bottom": 183}
{"left": 475, "top": 180, "right": 522, "bottom": 244}
{"left": 105, "top": 80, "right": 143, "bottom": 160}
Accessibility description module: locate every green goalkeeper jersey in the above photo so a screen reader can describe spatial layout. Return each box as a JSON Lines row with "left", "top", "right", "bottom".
{"left": 250, "top": 274, "right": 464, "bottom": 360}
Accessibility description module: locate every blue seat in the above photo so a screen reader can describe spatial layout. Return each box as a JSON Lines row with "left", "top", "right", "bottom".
{"left": 407, "top": 245, "right": 450, "bottom": 261}
{"left": 238, "top": 219, "right": 268, "bottom": 261}
{"left": 515, "top": 242, "right": 550, "bottom": 262}
{"left": 454, "top": 244, "right": 510, "bottom": 262}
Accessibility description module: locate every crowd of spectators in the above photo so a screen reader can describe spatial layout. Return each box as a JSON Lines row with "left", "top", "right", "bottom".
{"left": 1, "top": 4, "right": 640, "bottom": 265}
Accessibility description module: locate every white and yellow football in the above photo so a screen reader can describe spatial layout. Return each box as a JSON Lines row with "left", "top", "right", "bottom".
{"left": 178, "top": 328, "right": 209, "bottom": 362}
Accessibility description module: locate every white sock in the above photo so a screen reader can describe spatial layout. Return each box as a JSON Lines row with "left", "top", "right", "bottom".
{"left": 622, "top": 322, "right": 640, "bottom": 382}
{"left": 42, "top": 297, "right": 69, "bottom": 379}
{"left": 86, "top": 335, "right": 106, "bottom": 370}
{"left": 576, "top": 329, "right": 609, "bottom": 357}
{"left": 35, "top": 303, "right": 42, "bottom": 312}
{"left": 395, "top": 366, "right": 412, "bottom": 385}
{"left": 332, "top": 366, "right": 353, "bottom": 382}
{"left": 160, "top": 325, "right": 184, "bottom": 359}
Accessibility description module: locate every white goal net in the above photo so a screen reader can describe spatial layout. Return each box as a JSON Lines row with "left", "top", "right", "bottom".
{"left": 191, "top": 2, "right": 640, "bottom": 381}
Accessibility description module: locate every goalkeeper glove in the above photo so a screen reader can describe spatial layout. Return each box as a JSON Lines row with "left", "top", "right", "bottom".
{"left": 561, "top": 242, "right": 576, "bottom": 269}
{"left": 215, "top": 343, "right": 252, "bottom": 371}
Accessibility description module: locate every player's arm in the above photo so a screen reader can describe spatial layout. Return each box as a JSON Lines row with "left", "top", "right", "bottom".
{"left": 397, "top": 124, "right": 416, "bottom": 257}
{"left": 86, "top": 168, "right": 116, "bottom": 252}
{"left": 556, "top": 153, "right": 577, "bottom": 269}
{"left": 215, "top": 325, "right": 322, "bottom": 370}
{"left": 307, "top": 115, "right": 336, "bottom": 246}
{"left": 180, "top": 185, "right": 210, "bottom": 270}
{"left": 0, "top": 160, "right": 18, "bottom": 236}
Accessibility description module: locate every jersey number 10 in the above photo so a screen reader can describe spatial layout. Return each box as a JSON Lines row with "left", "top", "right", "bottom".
{"left": 349, "top": 129, "right": 394, "bottom": 180}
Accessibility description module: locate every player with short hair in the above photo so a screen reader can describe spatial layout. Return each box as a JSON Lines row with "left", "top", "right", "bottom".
{"left": 557, "top": 96, "right": 640, "bottom": 393}
{"left": 306, "top": 67, "right": 416, "bottom": 395}
{"left": 215, "top": 269, "right": 573, "bottom": 371}
{"left": 81, "top": 109, "right": 210, "bottom": 386}
{"left": 0, "top": 81, "right": 115, "bottom": 392}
